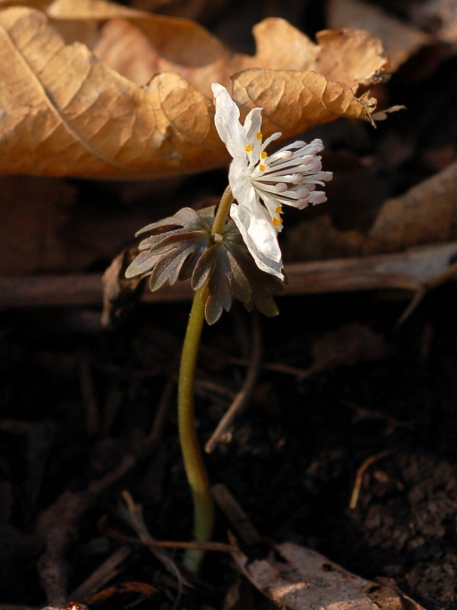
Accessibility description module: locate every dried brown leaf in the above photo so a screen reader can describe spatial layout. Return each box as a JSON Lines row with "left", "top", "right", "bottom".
{"left": 0, "top": 0, "right": 49, "bottom": 7}
{"left": 31, "top": 3, "right": 389, "bottom": 94}
{"left": 101, "top": 249, "right": 144, "bottom": 328}
{"left": 328, "top": 0, "right": 434, "bottom": 71}
{"left": 310, "top": 322, "right": 389, "bottom": 374}
{"left": 0, "top": 5, "right": 387, "bottom": 178}
{"left": 0, "top": 0, "right": 146, "bottom": 16}
{"left": 47, "top": 0, "right": 147, "bottom": 19}
{"left": 410, "top": 0, "right": 457, "bottom": 44}
{"left": 235, "top": 542, "right": 425, "bottom": 610}
{"left": 363, "top": 160, "right": 457, "bottom": 255}
{"left": 289, "top": 161, "right": 457, "bottom": 260}
{"left": 131, "top": 0, "right": 228, "bottom": 22}
{"left": 232, "top": 70, "right": 377, "bottom": 137}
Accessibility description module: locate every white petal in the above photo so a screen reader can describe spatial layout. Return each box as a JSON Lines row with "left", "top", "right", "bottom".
{"left": 230, "top": 203, "right": 284, "bottom": 279}
{"left": 211, "top": 83, "right": 246, "bottom": 159}
{"left": 229, "top": 156, "right": 254, "bottom": 206}
{"left": 243, "top": 108, "right": 263, "bottom": 142}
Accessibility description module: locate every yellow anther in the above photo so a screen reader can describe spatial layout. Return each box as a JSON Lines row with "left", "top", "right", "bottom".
{"left": 259, "top": 164, "right": 266, "bottom": 171}
{"left": 275, "top": 206, "right": 282, "bottom": 213}
{"left": 245, "top": 144, "right": 253, "bottom": 152}
{"left": 256, "top": 132, "right": 262, "bottom": 140}
{"left": 272, "top": 217, "right": 282, "bottom": 227}
{"left": 260, "top": 151, "right": 267, "bottom": 159}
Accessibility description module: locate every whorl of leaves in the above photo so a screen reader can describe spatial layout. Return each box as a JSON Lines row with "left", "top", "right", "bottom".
{"left": 125, "top": 206, "right": 283, "bottom": 324}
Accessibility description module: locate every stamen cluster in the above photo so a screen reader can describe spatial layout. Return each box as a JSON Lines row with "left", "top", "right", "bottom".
{"left": 248, "top": 138, "right": 332, "bottom": 230}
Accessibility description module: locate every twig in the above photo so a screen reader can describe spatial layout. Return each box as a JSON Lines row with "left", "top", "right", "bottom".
{"left": 349, "top": 451, "right": 390, "bottom": 510}
{"left": 118, "top": 490, "right": 192, "bottom": 607}
{"left": 37, "top": 491, "right": 93, "bottom": 607}
{"left": 84, "top": 582, "right": 159, "bottom": 605}
{"left": 212, "top": 484, "right": 262, "bottom": 546}
{"left": 99, "top": 515, "right": 235, "bottom": 553}
{"left": 398, "top": 259, "right": 457, "bottom": 324}
{"left": 1, "top": 242, "right": 457, "bottom": 307}
{"left": 70, "top": 547, "right": 132, "bottom": 602}
{"left": 341, "top": 400, "right": 413, "bottom": 435}
{"left": 194, "top": 378, "right": 237, "bottom": 400}
{"left": 205, "top": 313, "right": 262, "bottom": 453}
{"left": 36, "top": 373, "right": 175, "bottom": 606}
{"left": 229, "top": 357, "right": 311, "bottom": 380}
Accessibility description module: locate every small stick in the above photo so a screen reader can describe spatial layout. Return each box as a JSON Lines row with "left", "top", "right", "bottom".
{"left": 99, "top": 517, "right": 235, "bottom": 553}
{"left": 212, "top": 484, "right": 262, "bottom": 546}
{"left": 229, "top": 357, "right": 311, "bottom": 380}
{"left": 2, "top": 242, "right": 457, "bottom": 308}
{"left": 70, "top": 547, "right": 132, "bottom": 602}
{"left": 398, "top": 259, "right": 457, "bottom": 325}
{"left": 36, "top": 375, "right": 175, "bottom": 606}
{"left": 205, "top": 313, "right": 262, "bottom": 453}
{"left": 349, "top": 451, "right": 390, "bottom": 510}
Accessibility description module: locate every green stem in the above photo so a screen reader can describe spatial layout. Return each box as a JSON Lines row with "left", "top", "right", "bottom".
{"left": 178, "top": 187, "right": 233, "bottom": 573}
{"left": 212, "top": 186, "right": 233, "bottom": 236}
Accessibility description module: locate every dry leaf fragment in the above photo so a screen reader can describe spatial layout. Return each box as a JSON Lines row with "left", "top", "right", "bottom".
{"left": 47, "top": 0, "right": 148, "bottom": 19}
{"left": 88, "top": 18, "right": 388, "bottom": 97}
{"left": 0, "top": 0, "right": 148, "bottom": 16}
{"left": 289, "top": 161, "right": 457, "bottom": 261}
{"left": 235, "top": 542, "right": 425, "bottom": 610}
{"left": 0, "top": 7, "right": 220, "bottom": 178}
{"left": 309, "top": 323, "right": 389, "bottom": 375}
{"left": 311, "top": 28, "right": 389, "bottom": 89}
{"left": 363, "top": 160, "right": 457, "bottom": 255}
{"left": 1, "top": 242, "right": 457, "bottom": 307}
{"left": 232, "top": 70, "right": 378, "bottom": 136}
{"left": 0, "top": 0, "right": 50, "bottom": 7}
{"left": 0, "top": 5, "right": 388, "bottom": 178}
{"left": 101, "top": 249, "right": 144, "bottom": 328}
{"left": 2, "top": 1, "right": 389, "bottom": 93}
{"left": 410, "top": 0, "right": 457, "bottom": 44}
{"left": 328, "top": 0, "right": 434, "bottom": 71}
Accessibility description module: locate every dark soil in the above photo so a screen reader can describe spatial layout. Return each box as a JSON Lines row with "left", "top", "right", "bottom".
{"left": 1, "top": 283, "right": 457, "bottom": 609}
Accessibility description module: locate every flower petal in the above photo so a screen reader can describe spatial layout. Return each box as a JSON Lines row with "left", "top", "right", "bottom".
{"left": 243, "top": 108, "right": 263, "bottom": 143}
{"left": 212, "top": 83, "right": 246, "bottom": 160}
{"left": 229, "top": 156, "right": 254, "bottom": 206}
{"left": 230, "top": 203, "right": 284, "bottom": 280}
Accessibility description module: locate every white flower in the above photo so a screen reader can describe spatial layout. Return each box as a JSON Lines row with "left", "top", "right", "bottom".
{"left": 212, "top": 83, "right": 332, "bottom": 280}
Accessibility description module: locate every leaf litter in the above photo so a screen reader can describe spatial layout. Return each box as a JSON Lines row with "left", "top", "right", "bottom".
{"left": 1, "top": 1, "right": 457, "bottom": 609}
{"left": 0, "top": 3, "right": 387, "bottom": 178}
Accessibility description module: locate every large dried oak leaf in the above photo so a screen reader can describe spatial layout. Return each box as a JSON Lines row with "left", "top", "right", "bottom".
{"left": 0, "top": 5, "right": 387, "bottom": 178}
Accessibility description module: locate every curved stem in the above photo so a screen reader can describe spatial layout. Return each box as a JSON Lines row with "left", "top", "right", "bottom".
{"left": 178, "top": 187, "right": 233, "bottom": 573}
{"left": 212, "top": 186, "right": 233, "bottom": 236}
